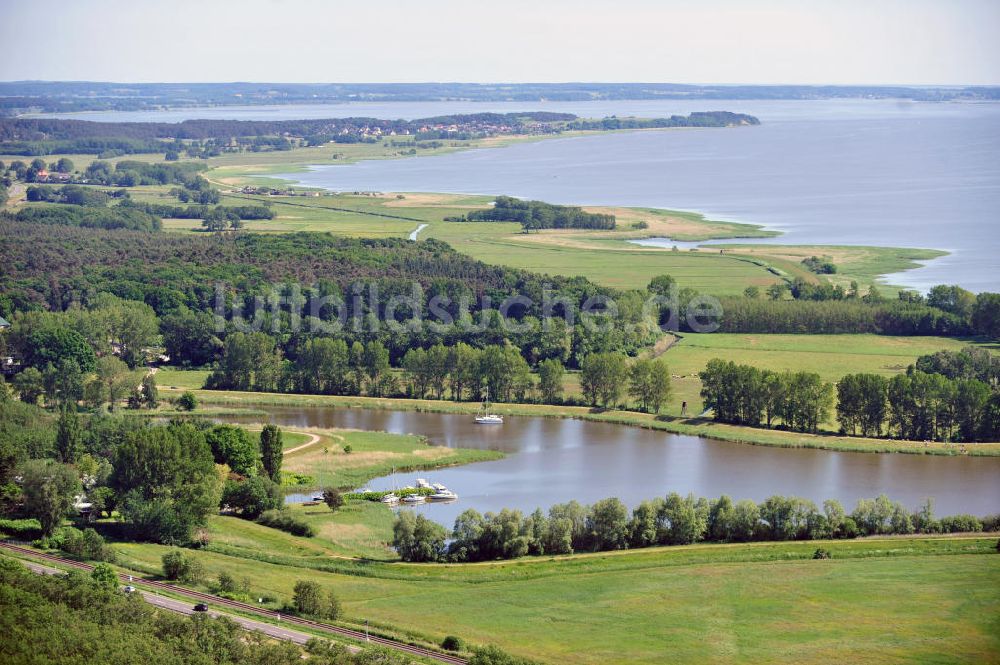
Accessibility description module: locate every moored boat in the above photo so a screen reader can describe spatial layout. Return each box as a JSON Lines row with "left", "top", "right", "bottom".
{"left": 475, "top": 388, "right": 503, "bottom": 424}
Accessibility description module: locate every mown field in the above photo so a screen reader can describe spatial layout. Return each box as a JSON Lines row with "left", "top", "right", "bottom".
{"left": 108, "top": 526, "right": 1000, "bottom": 664}
{"left": 149, "top": 185, "right": 938, "bottom": 295}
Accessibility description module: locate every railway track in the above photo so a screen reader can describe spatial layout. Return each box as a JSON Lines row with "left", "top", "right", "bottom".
{"left": 0, "top": 541, "right": 466, "bottom": 665}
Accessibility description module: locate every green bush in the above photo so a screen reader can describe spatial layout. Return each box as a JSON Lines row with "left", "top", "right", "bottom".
{"left": 442, "top": 636, "right": 464, "bottom": 651}
{"left": 256, "top": 509, "right": 316, "bottom": 537}
{"left": 176, "top": 391, "right": 198, "bottom": 411}
{"left": 161, "top": 549, "right": 203, "bottom": 582}
{"left": 939, "top": 514, "right": 983, "bottom": 533}
{"left": 0, "top": 518, "right": 43, "bottom": 540}
{"left": 469, "top": 645, "right": 542, "bottom": 665}
{"left": 812, "top": 548, "right": 831, "bottom": 560}
{"left": 279, "top": 472, "right": 314, "bottom": 487}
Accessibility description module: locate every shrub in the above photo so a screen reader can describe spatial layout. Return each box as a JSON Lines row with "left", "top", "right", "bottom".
{"left": 442, "top": 636, "right": 464, "bottom": 651}
{"left": 325, "top": 590, "right": 341, "bottom": 621}
{"left": 342, "top": 444, "right": 352, "bottom": 454}
{"left": 469, "top": 644, "right": 542, "bottom": 665}
{"left": 90, "top": 562, "right": 119, "bottom": 591}
{"left": 217, "top": 571, "right": 236, "bottom": 593}
{"left": 980, "top": 513, "right": 1000, "bottom": 532}
{"left": 322, "top": 488, "right": 344, "bottom": 511}
{"left": 279, "top": 472, "right": 314, "bottom": 487}
{"left": 176, "top": 391, "right": 197, "bottom": 411}
{"left": 0, "top": 518, "right": 43, "bottom": 540}
{"left": 161, "top": 549, "right": 203, "bottom": 582}
{"left": 256, "top": 509, "right": 316, "bottom": 537}
{"left": 293, "top": 580, "right": 322, "bottom": 615}
{"left": 812, "top": 548, "right": 831, "bottom": 560}
{"left": 939, "top": 514, "right": 983, "bottom": 533}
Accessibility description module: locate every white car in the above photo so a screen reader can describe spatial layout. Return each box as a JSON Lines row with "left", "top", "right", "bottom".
{"left": 122, "top": 585, "right": 136, "bottom": 593}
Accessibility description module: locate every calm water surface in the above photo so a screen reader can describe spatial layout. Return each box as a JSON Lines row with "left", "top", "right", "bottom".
{"left": 279, "top": 100, "right": 1000, "bottom": 292}
{"left": 226, "top": 406, "right": 1000, "bottom": 527}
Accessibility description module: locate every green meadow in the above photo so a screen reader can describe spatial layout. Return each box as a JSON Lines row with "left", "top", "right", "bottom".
{"left": 660, "top": 333, "right": 998, "bottom": 417}
{"left": 106, "top": 527, "right": 1000, "bottom": 664}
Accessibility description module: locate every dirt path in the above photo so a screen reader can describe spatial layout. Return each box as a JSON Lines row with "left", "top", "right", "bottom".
{"left": 283, "top": 432, "right": 322, "bottom": 455}
{"left": 644, "top": 333, "right": 680, "bottom": 359}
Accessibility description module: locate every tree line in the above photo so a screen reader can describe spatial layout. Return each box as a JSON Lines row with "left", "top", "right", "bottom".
{"left": 838, "top": 368, "right": 999, "bottom": 442}
{"left": 120, "top": 200, "right": 275, "bottom": 221}
{"left": 564, "top": 111, "right": 759, "bottom": 130}
{"left": 9, "top": 204, "right": 161, "bottom": 232}
{"left": 699, "top": 359, "right": 833, "bottom": 432}
{"left": 27, "top": 184, "right": 122, "bottom": 206}
{"left": 449, "top": 195, "right": 617, "bottom": 231}
{"left": 393, "top": 492, "right": 993, "bottom": 562}
{"left": 0, "top": 112, "right": 581, "bottom": 156}
{"left": 715, "top": 296, "right": 998, "bottom": 337}
{"left": 701, "top": 354, "right": 1000, "bottom": 442}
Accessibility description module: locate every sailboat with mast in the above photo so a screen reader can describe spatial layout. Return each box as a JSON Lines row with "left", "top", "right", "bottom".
{"left": 475, "top": 387, "right": 503, "bottom": 424}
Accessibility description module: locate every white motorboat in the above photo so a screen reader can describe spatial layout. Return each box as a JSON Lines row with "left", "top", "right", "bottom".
{"left": 402, "top": 494, "right": 426, "bottom": 504}
{"left": 475, "top": 388, "right": 503, "bottom": 424}
{"left": 416, "top": 478, "right": 432, "bottom": 489}
{"left": 428, "top": 489, "right": 458, "bottom": 501}
{"left": 380, "top": 493, "right": 400, "bottom": 504}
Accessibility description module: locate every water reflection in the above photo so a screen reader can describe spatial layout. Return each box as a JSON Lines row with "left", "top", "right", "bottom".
{"left": 225, "top": 406, "right": 1000, "bottom": 527}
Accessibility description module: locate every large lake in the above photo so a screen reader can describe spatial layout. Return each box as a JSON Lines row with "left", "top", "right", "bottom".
{"left": 225, "top": 406, "right": 1000, "bottom": 528}
{"left": 37, "top": 99, "right": 1000, "bottom": 290}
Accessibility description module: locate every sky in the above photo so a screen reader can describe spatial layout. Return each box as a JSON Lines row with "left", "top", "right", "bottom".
{"left": 2, "top": 0, "right": 999, "bottom": 85}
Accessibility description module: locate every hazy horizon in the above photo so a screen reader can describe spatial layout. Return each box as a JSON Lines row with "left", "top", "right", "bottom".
{"left": 2, "top": 80, "right": 996, "bottom": 87}
{"left": 2, "top": 0, "right": 998, "bottom": 86}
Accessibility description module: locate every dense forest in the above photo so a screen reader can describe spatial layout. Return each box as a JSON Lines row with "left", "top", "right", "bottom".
{"left": 0, "top": 219, "right": 657, "bottom": 369}
{"left": 450, "top": 195, "right": 617, "bottom": 230}
{"left": 3, "top": 81, "right": 998, "bottom": 116}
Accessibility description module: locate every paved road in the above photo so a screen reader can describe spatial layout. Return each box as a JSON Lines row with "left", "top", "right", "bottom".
{"left": 18, "top": 559, "right": 335, "bottom": 648}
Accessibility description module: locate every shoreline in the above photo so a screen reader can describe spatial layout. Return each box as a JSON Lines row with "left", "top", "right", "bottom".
{"left": 254, "top": 143, "right": 952, "bottom": 292}
{"left": 162, "top": 387, "right": 1000, "bottom": 457}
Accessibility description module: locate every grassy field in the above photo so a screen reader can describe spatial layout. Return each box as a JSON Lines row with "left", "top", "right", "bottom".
{"left": 208, "top": 502, "right": 397, "bottom": 560}
{"left": 428, "top": 224, "right": 789, "bottom": 294}
{"left": 661, "top": 333, "right": 997, "bottom": 416}
{"left": 155, "top": 368, "right": 210, "bottom": 389}
{"left": 712, "top": 243, "right": 948, "bottom": 294}
{"left": 149, "top": 185, "right": 936, "bottom": 294}
{"left": 105, "top": 529, "right": 1000, "bottom": 664}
